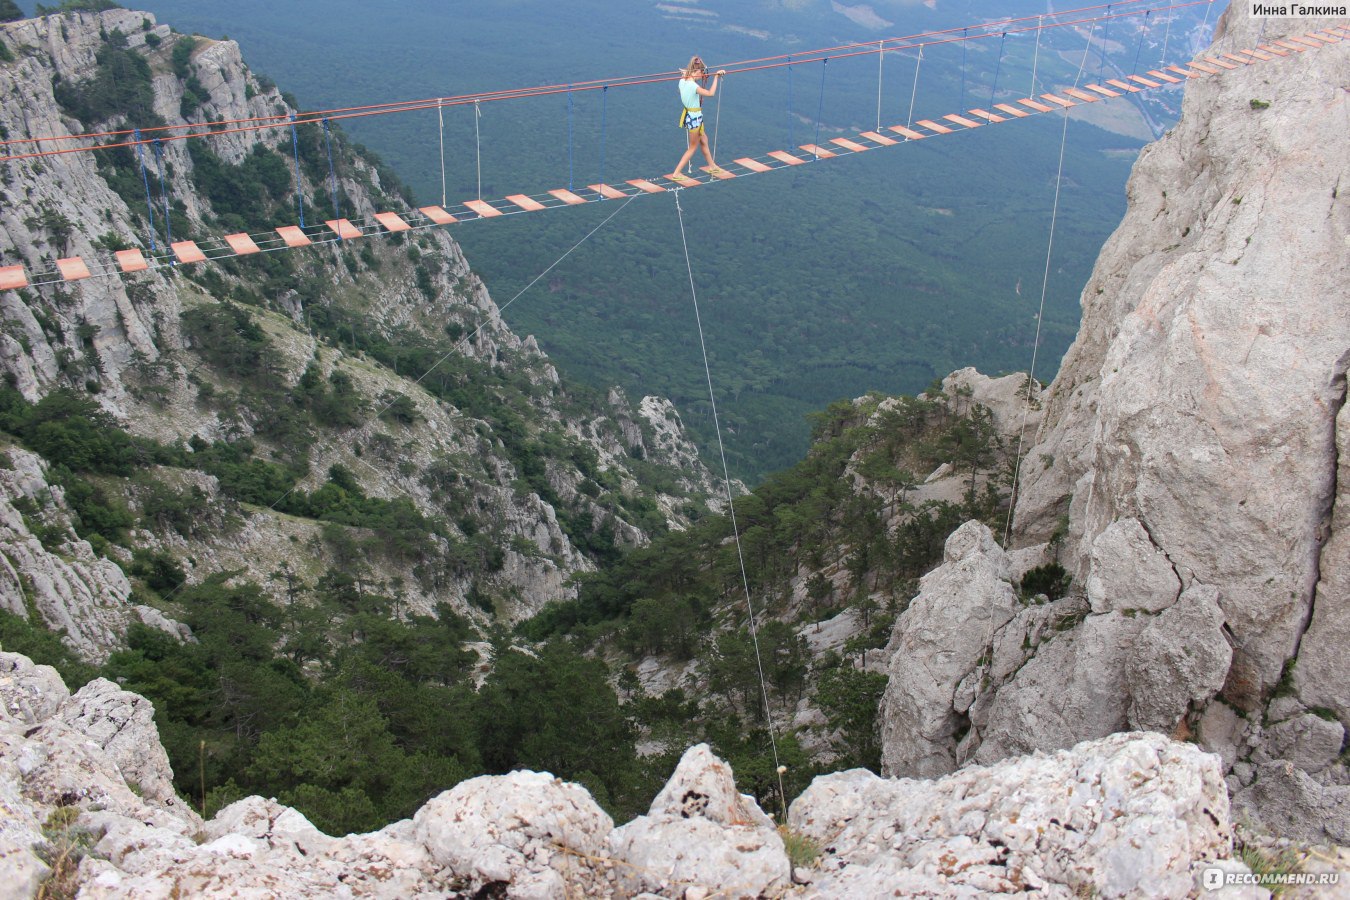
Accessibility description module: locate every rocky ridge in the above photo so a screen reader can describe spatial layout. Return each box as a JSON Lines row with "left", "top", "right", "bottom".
{"left": 878, "top": 9, "right": 1350, "bottom": 846}
{"left": 0, "top": 647, "right": 1264, "bottom": 899}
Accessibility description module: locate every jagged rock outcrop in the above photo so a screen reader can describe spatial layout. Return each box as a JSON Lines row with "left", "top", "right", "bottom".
{"left": 0, "top": 648, "right": 1257, "bottom": 898}
{"left": 880, "top": 11, "right": 1349, "bottom": 845}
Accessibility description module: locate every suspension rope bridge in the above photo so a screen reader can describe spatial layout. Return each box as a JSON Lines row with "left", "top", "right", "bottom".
{"left": 0, "top": 9, "right": 1343, "bottom": 292}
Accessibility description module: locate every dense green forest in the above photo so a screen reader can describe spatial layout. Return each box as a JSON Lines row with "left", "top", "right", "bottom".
{"left": 113, "top": 0, "right": 1203, "bottom": 478}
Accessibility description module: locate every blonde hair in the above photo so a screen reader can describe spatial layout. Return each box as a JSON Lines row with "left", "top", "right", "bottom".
{"left": 682, "top": 55, "right": 708, "bottom": 79}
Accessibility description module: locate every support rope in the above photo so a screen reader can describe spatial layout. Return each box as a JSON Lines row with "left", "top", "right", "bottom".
{"left": 289, "top": 115, "right": 305, "bottom": 228}
{"left": 1004, "top": 21, "right": 1097, "bottom": 549}
{"left": 906, "top": 46, "right": 923, "bottom": 129}
{"left": 437, "top": 98, "right": 447, "bottom": 208}
{"left": 1131, "top": 10, "right": 1152, "bottom": 74}
{"left": 711, "top": 78, "right": 724, "bottom": 162}
{"left": 990, "top": 32, "right": 1007, "bottom": 104}
{"left": 673, "top": 187, "right": 788, "bottom": 821}
{"left": 786, "top": 55, "right": 794, "bottom": 149}
{"left": 812, "top": 58, "right": 827, "bottom": 158}
{"left": 1031, "top": 16, "right": 1044, "bottom": 96}
{"left": 134, "top": 128, "right": 158, "bottom": 251}
{"left": 876, "top": 39, "right": 885, "bottom": 132}
{"left": 322, "top": 118, "right": 341, "bottom": 224}
{"left": 599, "top": 85, "right": 608, "bottom": 188}
{"left": 1161, "top": 8, "right": 1172, "bottom": 66}
{"left": 567, "top": 85, "right": 575, "bottom": 192}
{"left": 153, "top": 140, "right": 172, "bottom": 249}
{"left": 474, "top": 100, "right": 483, "bottom": 201}
{"left": 1099, "top": 4, "right": 1112, "bottom": 81}
{"left": 959, "top": 28, "right": 969, "bottom": 111}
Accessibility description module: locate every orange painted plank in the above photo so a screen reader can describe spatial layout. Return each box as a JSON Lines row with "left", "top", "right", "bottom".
{"left": 1040, "top": 94, "right": 1075, "bottom": 108}
{"left": 992, "top": 103, "right": 1030, "bottom": 118}
{"left": 1018, "top": 98, "right": 1055, "bottom": 112}
{"left": 1204, "top": 57, "right": 1239, "bottom": 70}
{"left": 1291, "top": 33, "right": 1329, "bottom": 46}
{"left": 1166, "top": 66, "right": 1206, "bottom": 79}
{"left": 506, "top": 194, "right": 546, "bottom": 212}
{"left": 968, "top": 109, "right": 1006, "bottom": 123}
{"left": 325, "top": 219, "right": 362, "bottom": 240}
{"left": 419, "top": 205, "right": 458, "bottom": 224}
{"left": 57, "top": 257, "right": 91, "bottom": 281}
{"left": 464, "top": 199, "right": 503, "bottom": 217}
{"left": 115, "top": 249, "right": 148, "bottom": 273}
{"left": 859, "top": 130, "right": 898, "bottom": 145}
{"left": 1128, "top": 74, "right": 1162, "bottom": 88}
{"left": 1256, "top": 44, "right": 1290, "bottom": 56}
{"left": 888, "top": 124, "right": 930, "bottom": 138}
{"left": 548, "top": 189, "right": 587, "bottom": 205}
{"left": 277, "top": 225, "right": 312, "bottom": 247}
{"left": 1062, "top": 87, "right": 1099, "bottom": 102}
{"left": 768, "top": 150, "right": 807, "bottom": 165}
{"left": 373, "top": 212, "right": 412, "bottom": 232}
{"left": 225, "top": 232, "right": 261, "bottom": 254}
{"left": 1237, "top": 48, "right": 1274, "bottom": 61}
{"left": 830, "top": 137, "right": 871, "bottom": 152}
{"left": 700, "top": 165, "right": 735, "bottom": 180}
{"left": 626, "top": 179, "right": 666, "bottom": 193}
{"left": 0, "top": 265, "right": 28, "bottom": 290}
{"left": 942, "top": 113, "right": 982, "bottom": 128}
{"left": 800, "top": 143, "right": 839, "bottom": 157}
{"left": 1272, "top": 40, "right": 1309, "bottom": 53}
{"left": 588, "top": 183, "right": 627, "bottom": 199}
{"left": 171, "top": 240, "right": 206, "bottom": 264}
{"left": 734, "top": 157, "right": 773, "bottom": 172}
{"left": 1146, "top": 69, "right": 1182, "bottom": 84}
{"left": 914, "top": 119, "right": 954, "bottom": 134}
{"left": 1106, "top": 79, "right": 1142, "bottom": 93}
{"left": 1086, "top": 83, "right": 1124, "bottom": 96}
{"left": 1221, "top": 53, "right": 1253, "bottom": 66}
{"left": 664, "top": 172, "right": 699, "bottom": 186}
{"left": 1186, "top": 60, "right": 1222, "bottom": 73}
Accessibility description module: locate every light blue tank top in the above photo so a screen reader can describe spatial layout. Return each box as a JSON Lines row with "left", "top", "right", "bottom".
{"left": 679, "top": 78, "right": 701, "bottom": 109}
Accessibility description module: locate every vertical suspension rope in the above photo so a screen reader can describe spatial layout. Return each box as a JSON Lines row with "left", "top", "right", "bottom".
{"left": 711, "top": 78, "right": 724, "bottom": 162}
{"left": 1099, "top": 5, "right": 1111, "bottom": 81}
{"left": 1004, "top": 21, "right": 1097, "bottom": 549}
{"left": 153, "top": 139, "right": 172, "bottom": 248}
{"left": 1130, "top": 10, "right": 1151, "bottom": 74}
{"left": 990, "top": 32, "right": 1007, "bottom": 105}
{"left": 786, "top": 55, "right": 794, "bottom": 150}
{"left": 289, "top": 115, "right": 305, "bottom": 228}
{"left": 812, "top": 58, "right": 827, "bottom": 158}
{"left": 567, "top": 84, "right": 574, "bottom": 192}
{"left": 875, "top": 39, "right": 885, "bottom": 132}
{"left": 959, "top": 28, "right": 969, "bottom": 112}
{"left": 599, "top": 85, "right": 608, "bottom": 188}
{"left": 906, "top": 45, "right": 923, "bottom": 130}
{"left": 672, "top": 189, "right": 788, "bottom": 821}
{"left": 133, "top": 129, "right": 158, "bottom": 251}
{"left": 437, "top": 97, "right": 447, "bottom": 208}
{"left": 474, "top": 99, "right": 483, "bottom": 202}
{"left": 1031, "top": 16, "right": 1043, "bottom": 96}
{"left": 322, "top": 118, "right": 341, "bottom": 225}
{"left": 1161, "top": 8, "right": 1173, "bottom": 66}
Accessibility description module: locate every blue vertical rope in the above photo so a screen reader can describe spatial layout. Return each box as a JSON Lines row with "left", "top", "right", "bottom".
{"left": 990, "top": 32, "right": 1007, "bottom": 105}
{"left": 322, "top": 118, "right": 341, "bottom": 228}
{"left": 289, "top": 115, "right": 305, "bottom": 228}
{"left": 1130, "top": 11, "right": 1150, "bottom": 74}
{"left": 812, "top": 58, "right": 826, "bottom": 157}
{"left": 133, "top": 129, "right": 158, "bottom": 251}
{"left": 153, "top": 140, "right": 172, "bottom": 249}
{"left": 786, "top": 55, "right": 794, "bottom": 149}
{"left": 567, "top": 85, "right": 574, "bottom": 192}
{"left": 959, "top": 28, "right": 968, "bottom": 112}
{"left": 599, "top": 85, "right": 607, "bottom": 188}
{"left": 1099, "top": 5, "right": 1111, "bottom": 80}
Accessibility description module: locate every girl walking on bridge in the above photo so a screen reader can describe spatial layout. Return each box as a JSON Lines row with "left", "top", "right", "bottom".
{"left": 669, "top": 56, "right": 726, "bottom": 179}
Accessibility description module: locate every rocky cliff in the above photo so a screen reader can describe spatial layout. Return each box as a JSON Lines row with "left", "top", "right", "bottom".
{"left": 0, "top": 8, "right": 722, "bottom": 661}
{"left": 879, "top": 9, "right": 1350, "bottom": 845}
{"left": 0, "top": 647, "right": 1278, "bottom": 899}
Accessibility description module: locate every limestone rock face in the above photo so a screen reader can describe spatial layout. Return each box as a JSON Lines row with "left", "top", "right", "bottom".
{"left": 792, "top": 732, "right": 1234, "bottom": 899}
{"left": 607, "top": 743, "right": 790, "bottom": 898}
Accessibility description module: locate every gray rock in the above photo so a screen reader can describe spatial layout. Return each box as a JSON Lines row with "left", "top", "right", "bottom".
{"left": 1196, "top": 701, "right": 1248, "bottom": 772}
{"left": 1127, "top": 584, "right": 1232, "bottom": 732}
{"left": 1261, "top": 714, "right": 1345, "bottom": 775}
{"left": 1085, "top": 517, "right": 1181, "bottom": 614}
{"left": 0, "top": 651, "right": 69, "bottom": 726}
{"left": 1232, "top": 761, "right": 1350, "bottom": 846}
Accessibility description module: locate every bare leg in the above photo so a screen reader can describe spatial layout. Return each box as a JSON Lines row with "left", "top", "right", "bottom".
{"left": 669, "top": 131, "right": 700, "bottom": 178}
{"left": 699, "top": 132, "right": 717, "bottom": 169}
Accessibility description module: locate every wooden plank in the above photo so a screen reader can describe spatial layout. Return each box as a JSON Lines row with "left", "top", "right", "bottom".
{"left": 1086, "top": 83, "right": 1124, "bottom": 96}
{"left": 1061, "top": 87, "right": 1100, "bottom": 103}
{"left": 1040, "top": 93, "right": 1074, "bottom": 108}
{"left": 626, "top": 179, "right": 666, "bottom": 193}
{"left": 588, "top": 183, "right": 628, "bottom": 199}
{"left": 992, "top": 103, "right": 1030, "bottom": 118}
{"left": 171, "top": 240, "right": 206, "bottom": 263}
{"left": 664, "top": 172, "right": 699, "bottom": 187}
{"left": 1018, "top": 97, "right": 1056, "bottom": 112}
{"left": 373, "top": 212, "right": 412, "bottom": 232}
{"left": 1186, "top": 60, "right": 1223, "bottom": 73}
{"left": 1106, "top": 79, "right": 1142, "bottom": 93}
{"left": 942, "top": 113, "right": 982, "bottom": 128}
{"left": 1145, "top": 69, "right": 1182, "bottom": 83}
{"left": 1128, "top": 74, "right": 1163, "bottom": 88}
{"left": 968, "top": 109, "right": 1006, "bottom": 123}
{"left": 1272, "top": 40, "right": 1309, "bottom": 53}
{"left": 914, "top": 118, "right": 954, "bottom": 133}
{"left": 419, "top": 205, "right": 458, "bottom": 224}
{"left": 800, "top": 143, "right": 839, "bottom": 157}
{"left": 277, "top": 225, "right": 312, "bottom": 247}
{"left": 768, "top": 150, "right": 807, "bottom": 165}
{"left": 56, "top": 257, "right": 91, "bottom": 281}
{"left": 115, "top": 249, "right": 148, "bottom": 273}
{"left": 701, "top": 165, "right": 735, "bottom": 180}
{"left": 1221, "top": 53, "right": 1254, "bottom": 66}
{"left": 1236, "top": 48, "right": 1274, "bottom": 61}
{"left": 325, "top": 218, "right": 362, "bottom": 240}
{"left": 464, "top": 199, "right": 503, "bottom": 217}
{"left": 224, "top": 232, "right": 262, "bottom": 254}
{"left": 888, "top": 124, "right": 931, "bottom": 138}
{"left": 0, "top": 265, "right": 29, "bottom": 291}
{"left": 1256, "top": 44, "right": 1290, "bottom": 56}
{"left": 1204, "top": 56, "right": 1239, "bottom": 70}
{"left": 547, "top": 189, "right": 588, "bottom": 205}
{"left": 1166, "top": 66, "right": 1207, "bottom": 79}
{"left": 734, "top": 157, "right": 773, "bottom": 172}
{"left": 859, "top": 130, "right": 898, "bottom": 145}
{"left": 506, "top": 194, "right": 546, "bottom": 212}
{"left": 829, "top": 137, "right": 871, "bottom": 152}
